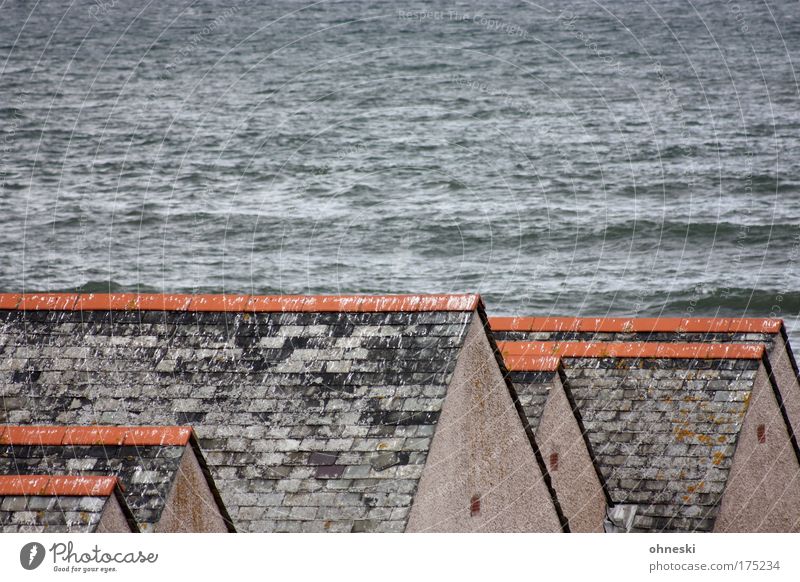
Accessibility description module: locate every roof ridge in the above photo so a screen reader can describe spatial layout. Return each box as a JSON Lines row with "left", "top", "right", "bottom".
{"left": 498, "top": 341, "right": 765, "bottom": 360}
{"left": 0, "top": 426, "right": 192, "bottom": 446}
{"left": 489, "top": 316, "right": 783, "bottom": 334}
{"left": 0, "top": 293, "right": 481, "bottom": 313}
{"left": 503, "top": 355, "right": 561, "bottom": 372}
{"left": 0, "top": 475, "right": 118, "bottom": 497}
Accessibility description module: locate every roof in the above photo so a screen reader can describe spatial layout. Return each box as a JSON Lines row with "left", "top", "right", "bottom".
{"left": 503, "top": 341, "right": 766, "bottom": 532}
{"left": 0, "top": 293, "right": 481, "bottom": 312}
{"left": 0, "top": 426, "right": 192, "bottom": 446}
{"left": 0, "top": 292, "right": 483, "bottom": 532}
{"left": 0, "top": 475, "right": 128, "bottom": 533}
{"left": 498, "top": 341, "right": 765, "bottom": 360}
{"left": 490, "top": 316, "right": 783, "bottom": 334}
{"left": 0, "top": 426, "right": 226, "bottom": 531}
{"left": 0, "top": 475, "right": 118, "bottom": 496}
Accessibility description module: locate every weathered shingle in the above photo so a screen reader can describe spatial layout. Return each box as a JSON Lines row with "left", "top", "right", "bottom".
{"left": 0, "top": 426, "right": 229, "bottom": 531}
{"left": 0, "top": 475, "right": 136, "bottom": 533}
{"left": 492, "top": 316, "right": 800, "bottom": 449}
{"left": 503, "top": 342, "right": 767, "bottom": 532}
{"left": 0, "top": 294, "right": 483, "bottom": 532}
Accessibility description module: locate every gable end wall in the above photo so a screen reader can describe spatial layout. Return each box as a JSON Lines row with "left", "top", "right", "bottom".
{"left": 406, "top": 314, "right": 563, "bottom": 532}
{"left": 714, "top": 361, "right": 800, "bottom": 532}
{"left": 535, "top": 374, "right": 607, "bottom": 532}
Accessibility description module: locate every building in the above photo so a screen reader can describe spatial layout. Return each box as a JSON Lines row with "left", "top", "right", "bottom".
{"left": 503, "top": 355, "right": 609, "bottom": 532}
{"left": 490, "top": 316, "right": 800, "bottom": 440}
{"left": 0, "top": 475, "right": 137, "bottom": 533}
{"left": 0, "top": 292, "right": 566, "bottom": 533}
{"left": 0, "top": 425, "right": 233, "bottom": 532}
{"left": 499, "top": 341, "right": 800, "bottom": 532}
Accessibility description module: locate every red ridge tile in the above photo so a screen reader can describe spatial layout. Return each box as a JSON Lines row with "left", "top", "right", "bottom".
{"left": 498, "top": 341, "right": 765, "bottom": 360}
{"left": 62, "top": 426, "right": 128, "bottom": 446}
{"left": 3, "top": 293, "right": 479, "bottom": 312}
{"left": 0, "top": 475, "right": 116, "bottom": 497}
{"left": 0, "top": 294, "right": 21, "bottom": 309}
{"left": 489, "top": 316, "right": 783, "bottom": 334}
{"left": 74, "top": 294, "right": 139, "bottom": 311}
{"left": 0, "top": 426, "right": 67, "bottom": 446}
{"left": 189, "top": 294, "right": 251, "bottom": 312}
{"left": 1, "top": 425, "right": 192, "bottom": 447}
{"left": 0, "top": 476, "right": 50, "bottom": 496}
{"left": 124, "top": 426, "right": 192, "bottom": 446}
{"left": 503, "top": 355, "right": 561, "bottom": 372}
{"left": 44, "top": 476, "right": 117, "bottom": 497}
{"left": 17, "top": 294, "right": 79, "bottom": 311}
{"left": 125, "top": 294, "right": 192, "bottom": 311}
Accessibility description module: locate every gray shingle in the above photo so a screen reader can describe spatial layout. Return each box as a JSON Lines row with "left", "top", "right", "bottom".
{"left": 0, "top": 307, "right": 473, "bottom": 533}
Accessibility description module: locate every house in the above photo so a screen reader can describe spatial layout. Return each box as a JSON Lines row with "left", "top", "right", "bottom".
{"left": 499, "top": 341, "right": 800, "bottom": 532}
{"left": 502, "top": 355, "right": 609, "bottom": 532}
{"left": 490, "top": 316, "right": 800, "bottom": 441}
{"left": 0, "top": 292, "right": 566, "bottom": 533}
{"left": 0, "top": 425, "right": 233, "bottom": 532}
{"left": 0, "top": 475, "right": 138, "bottom": 533}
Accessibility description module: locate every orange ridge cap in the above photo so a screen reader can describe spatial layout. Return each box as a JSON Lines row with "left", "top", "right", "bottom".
{"left": 0, "top": 475, "right": 118, "bottom": 497}
{"left": 489, "top": 316, "right": 783, "bottom": 334}
{"left": 4, "top": 293, "right": 480, "bottom": 313}
{"left": 504, "top": 355, "right": 561, "bottom": 372}
{"left": 0, "top": 426, "right": 67, "bottom": 446}
{"left": 0, "top": 294, "right": 21, "bottom": 309}
{"left": 1, "top": 425, "right": 192, "bottom": 447}
{"left": 497, "top": 341, "right": 766, "bottom": 360}
{"left": 17, "top": 293, "right": 79, "bottom": 311}
{"left": 123, "top": 426, "right": 192, "bottom": 446}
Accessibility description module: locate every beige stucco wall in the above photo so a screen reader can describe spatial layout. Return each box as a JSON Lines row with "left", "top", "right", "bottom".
{"left": 769, "top": 334, "right": 800, "bottom": 441}
{"left": 535, "top": 374, "right": 606, "bottom": 532}
{"left": 714, "top": 362, "right": 800, "bottom": 532}
{"left": 155, "top": 445, "right": 230, "bottom": 533}
{"left": 96, "top": 494, "right": 135, "bottom": 533}
{"left": 406, "top": 313, "right": 563, "bottom": 532}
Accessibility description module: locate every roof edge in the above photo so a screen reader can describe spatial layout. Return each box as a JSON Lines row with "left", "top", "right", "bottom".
{"left": 0, "top": 293, "right": 481, "bottom": 313}
{"left": 476, "top": 307, "right": 571, "bottom": 532}
{"left": 0, "top": 425, "right": 193, "bottom": 446}
{"left": 498, "top": 341, "right": 765, "bottom": 360}
{"left": 490, "top": 316, "right": 783, "bottom": 334}
{"left": 0, "top": 475, "right": 119, "bottom": 497}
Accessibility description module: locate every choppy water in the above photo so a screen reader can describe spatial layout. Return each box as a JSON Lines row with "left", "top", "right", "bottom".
{"left": 1, "top": 0, "right": 798, "bottom": 342}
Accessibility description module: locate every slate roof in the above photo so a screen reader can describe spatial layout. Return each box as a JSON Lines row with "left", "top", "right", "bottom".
{"left": 504, "top": 357, "right": 561, "bottom": 435}
{"left": 493, "top": 315, "right": 800, "bottom": 448}
{"left": 490, "top": 317, "right": 793, "bottom": 366}
{"left": 501, "top": 341, "right": 768, "bottom": 532}
{"left": 0, "top": 425, "right": 231, "bottom": 532}
{"left": 0, "top": 292, "right": 483, "bottom": 532}
{"left": 0, "top": 475, "right": 136, "bottom": 533}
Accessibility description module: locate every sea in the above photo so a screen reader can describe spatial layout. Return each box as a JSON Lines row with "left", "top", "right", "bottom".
{"left": 1, "top": 0, "right": 798, "bottom": 343}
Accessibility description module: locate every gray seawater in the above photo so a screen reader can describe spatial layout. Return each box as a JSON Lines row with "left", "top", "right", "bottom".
{"left": 1, "top": 0, "right": 798, "bottom": 342}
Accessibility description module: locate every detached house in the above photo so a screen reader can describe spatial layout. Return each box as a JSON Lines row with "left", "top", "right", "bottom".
{"left": 503, "top": 355, "right": 609, "bottom": 532}
{"left": 491, "top": 317, "right": 800, "bottom": 441}
{"left": 500, "top": 341, "right": 800, "bottom": 532}
{"left": 0, "top": 425, "right": 233, "bottom": 532}
{"left": 0, "top": 475, "right": 138, "bottom": 533}
{"left": 0, "top": 293, "right": 566, "bottom": 533}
